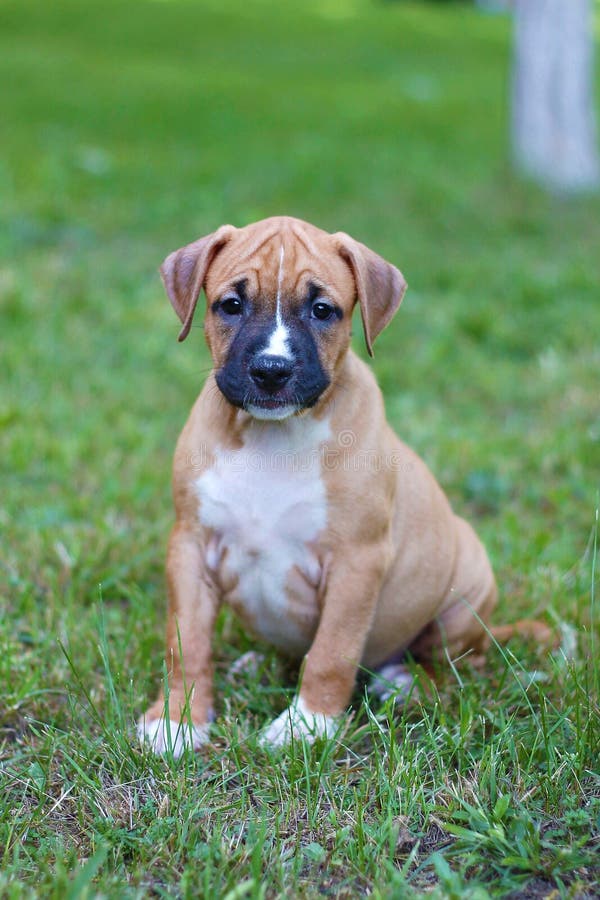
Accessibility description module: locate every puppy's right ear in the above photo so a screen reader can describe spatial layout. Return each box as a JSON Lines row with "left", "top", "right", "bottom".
{"left": 160, "top": 225, "right": 235, "bottom": 341}
{"left": 333, "top": 232, "right": 406, "bottom": 357}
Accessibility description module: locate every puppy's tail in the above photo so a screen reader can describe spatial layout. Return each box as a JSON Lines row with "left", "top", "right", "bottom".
{"left": 489, "top": 619, "right": 556, "bottom": 648}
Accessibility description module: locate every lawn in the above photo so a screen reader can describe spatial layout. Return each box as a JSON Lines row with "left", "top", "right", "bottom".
{"left": 1, "top": 0, "right": 599, "bottom": 896}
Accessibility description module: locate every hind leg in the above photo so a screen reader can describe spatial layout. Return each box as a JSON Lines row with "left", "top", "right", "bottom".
{"left": 408, "top": 580, "right": 498, "bottom": 668}
{"left": 408, "top": 514, "right": 498, "bottom": 668}
{"left": 368, "top": 579, "right": 497, "bottom": 704}
{"left": 368, "top": 662, "right": 415, "bottom": 704}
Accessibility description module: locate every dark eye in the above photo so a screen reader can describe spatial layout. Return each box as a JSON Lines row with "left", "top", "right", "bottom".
{"left": 220, "top": 296, "right": 243, "bottom": 316}
{"left": 311, "top": 300, "right": 335, "bottom": 321}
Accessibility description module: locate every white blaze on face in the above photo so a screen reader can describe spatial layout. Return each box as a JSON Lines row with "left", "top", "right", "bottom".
{"left": 264, "top": 244, "right": 292, "bottom": 359}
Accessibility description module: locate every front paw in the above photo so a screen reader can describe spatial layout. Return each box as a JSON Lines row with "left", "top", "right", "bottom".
{"left": 137, "top": 715, "right": 209, "bottom": 758}
{"left": 261, "top": 697, "right": 336, "bottom": 747}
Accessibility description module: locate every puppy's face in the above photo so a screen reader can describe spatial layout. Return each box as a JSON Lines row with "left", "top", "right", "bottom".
{"left": 204, "top": 224, "right": 355, "bottom": 419}
{"left": 160, "top": 217, "right": 406, "bottom": 420}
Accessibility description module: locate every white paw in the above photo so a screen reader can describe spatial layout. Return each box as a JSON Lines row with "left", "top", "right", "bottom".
{"left": 137, "top": 717, "right": 209, "bottom": 758}
{"left": 261, "top": 697, "right": 336, "bottom": 747}
{"left": 227, "top": 650, "right": 265, "bottom": 681}
{"left": 369, "top": 663, "right": 414, "bottom": 704}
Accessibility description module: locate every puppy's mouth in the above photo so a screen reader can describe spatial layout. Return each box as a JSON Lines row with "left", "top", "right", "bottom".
{"left": 215, "top": 368, "right": 329, "bottom": 421}
{"left": 245, "top": 398, "right": 300, "bottom": 421}
{"left": 249, "top": 395, "right": 293, "bottom": 410}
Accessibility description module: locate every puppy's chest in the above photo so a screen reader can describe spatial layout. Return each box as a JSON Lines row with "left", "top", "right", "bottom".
{"left": 194, "top": 419, "right": 329, "bottom": 651}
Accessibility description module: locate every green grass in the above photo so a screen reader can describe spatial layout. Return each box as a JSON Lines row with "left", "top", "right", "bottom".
{"left": 1, "top": 0, "right": 599, "bottom": 895}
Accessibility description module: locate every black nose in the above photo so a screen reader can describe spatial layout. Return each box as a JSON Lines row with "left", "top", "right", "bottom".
{"left": 249, "top": 355, "right": 293, "bottom": 392}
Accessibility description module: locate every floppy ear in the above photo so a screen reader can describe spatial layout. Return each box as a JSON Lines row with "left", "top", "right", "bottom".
{"left": 334, "top": 232, "right": 407, "bottom": 357}
{"left": 160, "top": 224, "right": 236, "bottom": 341}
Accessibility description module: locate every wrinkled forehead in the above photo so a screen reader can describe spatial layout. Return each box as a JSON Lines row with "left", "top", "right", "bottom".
{"left": 204, "top": 224, "right": 355, "bottom": 302}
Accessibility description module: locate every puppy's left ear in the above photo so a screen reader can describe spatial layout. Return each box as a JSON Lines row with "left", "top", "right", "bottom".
{"left": 160, "top": 224, "right": 236, "bottom": 341}
{"left": 334, "top": 232, "right": 407, "bottom": 356}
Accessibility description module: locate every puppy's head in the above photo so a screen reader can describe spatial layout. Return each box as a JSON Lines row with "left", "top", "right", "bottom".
{"left": 160, "top": 216, "right": 406, "bottom": 420}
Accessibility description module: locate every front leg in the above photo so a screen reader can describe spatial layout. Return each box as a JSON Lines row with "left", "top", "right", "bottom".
{"left": 262, "top": 546, "right": 385, "bottom": 746}
{"left": 138, "top": 522, "right": 219, "bottom": 757}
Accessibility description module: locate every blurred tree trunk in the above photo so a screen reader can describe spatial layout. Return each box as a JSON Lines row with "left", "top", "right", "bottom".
{"left": 512, "top": 0, "right": 600, "bottom": 192}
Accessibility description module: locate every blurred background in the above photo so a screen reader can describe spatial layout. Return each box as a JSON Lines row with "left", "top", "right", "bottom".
{"left": 1, "top": 0, "right": 599, "bottom": 660}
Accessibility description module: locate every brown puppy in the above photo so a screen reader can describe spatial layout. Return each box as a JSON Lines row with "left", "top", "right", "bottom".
{"left": 139, "top": 216, "right": 498, "bottom": 755}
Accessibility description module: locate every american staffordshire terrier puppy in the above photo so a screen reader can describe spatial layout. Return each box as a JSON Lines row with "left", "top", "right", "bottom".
{"left": 139, "top": 215, "right": 500, "bottom": 756}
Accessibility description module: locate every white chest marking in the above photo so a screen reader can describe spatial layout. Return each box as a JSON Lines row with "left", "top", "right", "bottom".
{"left": 264, "top": 244, "right": 292, "bottom": 359}
{"left": 195, "top": 416, "right": 329, "bottom": 648}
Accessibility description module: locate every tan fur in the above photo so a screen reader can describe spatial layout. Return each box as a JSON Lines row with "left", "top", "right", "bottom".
{"left": 142, "top": 216, "right": 543, "bottom": 740}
